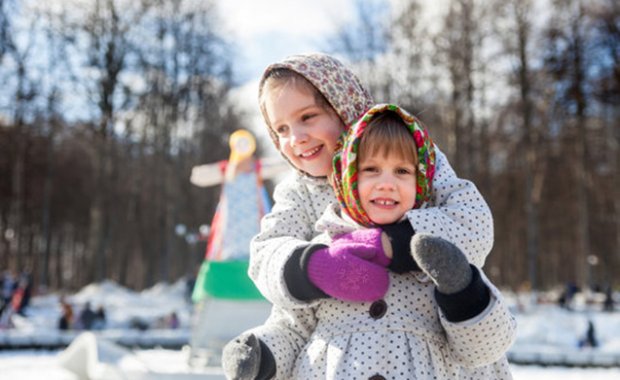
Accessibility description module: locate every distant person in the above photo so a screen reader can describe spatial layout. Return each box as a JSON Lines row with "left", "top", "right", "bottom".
{"left": 558, "top": 281, "right": 579, "bottom": 310}
{"left": 58, "top": 297, "right": 74, "bottom": 330}
{"left": 0, "top": 307, "right": 14, "bottom": 329}
{"left": 78, "top": 302, "right": 96, "bottom": 330}
{"left": 0, "top": 274, "right": 31, "bottom": 328}
{"left": 129, "top": 316, "right": 149, "bottom": 331}
{"left": 92, "top": 305, "right": 107, "bottom": 330}
{"left": 579, "top": 320, "right": 599, "bottom": 348}
{"left": 0, "top": 271, "right": 16, "bottom": 315}
{"left": 168, "top": 311, "right": 179, "bottom": 329}
{"left": 185, "top": 274, "right": 196, "bottom": 303}
{"left": 15, "top": 272, "right": 32, "bottom": 315}
{"left": 9, "top": 279, "right": 26, "bottom": 316}
{"left": 603, "top": 286, "right": 614, "bottom": 312}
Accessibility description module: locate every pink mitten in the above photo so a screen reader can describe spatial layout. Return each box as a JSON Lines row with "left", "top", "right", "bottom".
{"left": 332, "top": 228, "right": 391, "bottom": 267}
{"left": 305, "top": 229, "right": 391, "bottom": 302}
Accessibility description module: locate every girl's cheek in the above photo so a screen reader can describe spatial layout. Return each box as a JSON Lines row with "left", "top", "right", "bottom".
{"left": 277, "top": 137, "right": 287, "bottom": 151}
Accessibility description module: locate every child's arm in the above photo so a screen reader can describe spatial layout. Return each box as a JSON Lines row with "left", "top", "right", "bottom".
{"left": 250, "top": 177, "right": 389, "bottom": 308}
{"left": 412, "top": 234, "right": 517, "bottom": 368}
{"left": 249, "top": 176, "right": 321, "bottom": 308}
{"left": 439, "top": 274, "right": 517, "bottom": 368}
{"left": 223, "top": 304, "right": 317, "bottom": 380}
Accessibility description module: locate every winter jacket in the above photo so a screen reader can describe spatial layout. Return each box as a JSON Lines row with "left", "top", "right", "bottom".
{"left": 246, "top": 203, "right": 515, "bottom": 379}
{"left": 249, "top": 147, "right": 494, "bottom": 309}
{"left": 247, "top": 51, "right": 507, "bottom": 379}
{"left": 251, "top": 53, "right": 493, "bottom": 307}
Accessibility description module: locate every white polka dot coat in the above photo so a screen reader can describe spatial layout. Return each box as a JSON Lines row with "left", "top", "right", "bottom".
{"left": 250, "top": 147, "right": 494, "bottom": 308}
{"left": 246, "top": 147, "right": 516, "bottom": 378}
{"left": 249, "top": 203, "right": 515, "bottom": 379}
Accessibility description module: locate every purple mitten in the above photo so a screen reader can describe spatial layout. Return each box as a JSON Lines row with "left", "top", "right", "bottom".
{"left": 306, "top": 240, "right": 390, "bottom": 302}
{"left": 332, "top": 228, "right": 391, "bottom": 267}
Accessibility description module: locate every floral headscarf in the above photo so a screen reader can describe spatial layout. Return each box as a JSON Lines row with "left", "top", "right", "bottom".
{"left": 258, "top": 53, "right": 373, "bottom": 154}
{"left": 332, "top": 104, "right": 436, "bottom": 227}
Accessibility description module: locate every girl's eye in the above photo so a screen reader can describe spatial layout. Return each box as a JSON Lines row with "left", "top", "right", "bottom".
{"left": 275, "top": 125, "right": 288, "bottom": 135}
{"left": 396, "top": 167, "right": 414, "bottom": 175}
{"left": 301, "top": 113, "right": 316, "bottom": 122}
{"left": 361, "top": 166, "right": 378, "bottom": 173}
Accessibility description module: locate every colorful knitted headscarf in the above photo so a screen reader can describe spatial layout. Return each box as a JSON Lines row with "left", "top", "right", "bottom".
{"left": 332, "top": 104, "right": 436, "bottom": 227}
{"left": 258, "top": 53, "right": 373, "bottom": 164}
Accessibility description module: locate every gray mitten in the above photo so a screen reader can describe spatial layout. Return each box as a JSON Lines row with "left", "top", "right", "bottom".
{"left": 221, "top": 333, "right": 262, "bottom": 380}
{"left": 410, "top": 234, "right": 472, "bottom": 294}
{"left": 221, "top": 332, "right": 276, "bottom": 380}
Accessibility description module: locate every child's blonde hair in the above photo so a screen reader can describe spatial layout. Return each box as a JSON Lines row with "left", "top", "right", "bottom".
{"left": 358, "top": 111, "right": 418, "bottom": 166}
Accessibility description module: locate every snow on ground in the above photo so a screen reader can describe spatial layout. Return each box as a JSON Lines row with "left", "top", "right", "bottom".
{"left": 0, "top": 281, "right": 619, "bottom": 379}
{"left": 2, "top": 349, "right": 620, "bottom": 379}
{"left": 18, "top": 279, "right": 194, "bottom": 333}
{"left": 503, "top": 290, "right": 620, "bottom": 356}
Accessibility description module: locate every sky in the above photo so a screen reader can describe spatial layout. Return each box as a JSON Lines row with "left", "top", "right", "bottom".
{"left": 217, "top": 0, "right": 357, "bottom": 83}
{"left": 10, "top": 0, "right": 359, "bottom": 126}
{"left": 12, "top": 0, "right": 553, "bottom": 151}
{"left": 215, "top": 0, "right": 363, "bottom": 154}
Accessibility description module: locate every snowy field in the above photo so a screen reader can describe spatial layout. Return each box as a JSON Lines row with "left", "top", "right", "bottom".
{"left": 0, "top": 280, "right": 619, "bottom": 379}
{"left": 2, "top": 348, "right": 620, "bottom": 380}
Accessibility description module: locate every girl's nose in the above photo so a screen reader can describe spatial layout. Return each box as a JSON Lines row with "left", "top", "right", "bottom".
{"left": 290, "top": 129, "right": 308, "bottom": 146}
{"left": 376, "top": 176, "right": 396, "bottom": 191}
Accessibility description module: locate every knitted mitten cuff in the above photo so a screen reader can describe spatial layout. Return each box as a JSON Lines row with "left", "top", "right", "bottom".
{"left": 283, "top": 244, "right": 329, "bottom": 301}
{"left": 434, "top": 265, "right": 491, "bottom": 322}
{"left": 256, "top": 339, "right": 276, "bottom": 380}
{"left": 382, "top": 219, "right": 419, "bottom": 273}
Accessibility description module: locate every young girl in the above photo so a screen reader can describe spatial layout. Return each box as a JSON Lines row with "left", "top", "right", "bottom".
{"left": 250, "top": 53, "right": 495, "bottom": 310}
{"left": 223, "top": 53, "right": 504, "bottom": 379}
{"left": 223, "top": 104, "right": 515, "bottom": 379}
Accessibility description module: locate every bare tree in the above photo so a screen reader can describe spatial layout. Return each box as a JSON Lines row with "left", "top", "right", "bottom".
{"left": 326, "top": 0, "right": 392, "bottom": 100}
{"left": 545, "top": 0, "right": 593, "bottom": 287}
{"left": 48, "top": 0, "right": 147, "bottom": 282}
{"left": 388, "top": 0, "right": 430, "bottom": 110}
{"left": 2, "top": 7, "right": 39, "bottom": 273}
{"left": 587, "top": 0, "right": 620, "bottom": 282}
{"left": 433, "top": 0, "right": 487, "bottom": 178}
{"left": 495, "top": 0, "right": 544, "bottom": 290}
{"left": 127, "top": 0, "right": 235, "bottom": 286}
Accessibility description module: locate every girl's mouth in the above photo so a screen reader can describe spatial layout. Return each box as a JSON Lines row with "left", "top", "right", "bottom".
{"left": 370, "top": 198, "right": 398, "bottom": 208}
{"left": 299, "top": 145, "right": 322, "bottom": 159}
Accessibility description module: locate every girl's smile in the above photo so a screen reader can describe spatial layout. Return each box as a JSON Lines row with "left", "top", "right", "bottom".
{"left": 358, "top": 154, "right": 417, "bottom": 225}
{"left": 264, "top": 83, "right": 344, "bottom": 177}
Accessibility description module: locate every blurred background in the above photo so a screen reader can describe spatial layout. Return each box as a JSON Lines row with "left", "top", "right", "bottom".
{"left": 0, "top": 0, "right": 618, "bottom": 297}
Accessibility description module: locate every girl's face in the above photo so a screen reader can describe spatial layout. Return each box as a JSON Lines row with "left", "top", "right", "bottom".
{"left": 357, "top": 152, "right": 417, "bottom": 225}
{"left": 264, "top": 83, "right": 345, "bottom": 177}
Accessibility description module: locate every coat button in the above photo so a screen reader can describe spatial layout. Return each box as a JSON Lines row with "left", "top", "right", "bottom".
{"left": 369, "top": 299, "right": 387, "bottom": 319}
{"left": 369, "top": 375, "right": 386, "bottom": 380}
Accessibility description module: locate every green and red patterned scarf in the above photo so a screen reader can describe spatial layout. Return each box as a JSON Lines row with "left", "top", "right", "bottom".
{"left": 332, "top": 104, "right": 436, "bottom": 227}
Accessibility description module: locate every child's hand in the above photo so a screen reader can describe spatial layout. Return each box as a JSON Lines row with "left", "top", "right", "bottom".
{"left": 304, "top": 233, "right": 391, "bottom": 302}
{"left": 332, "top": 228, "right": 392, "bottom": 265}
{"left": 410, "top": 234, "right": 472, "bottom": 294}
{"left": 381, "top": 219, "right": 419, "bottom": 273}
{"left": 410, "top": 234, "right": 491, "bottom": 322}
{"left": 222, "top": 332, "right": 275, "bottom": 380}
